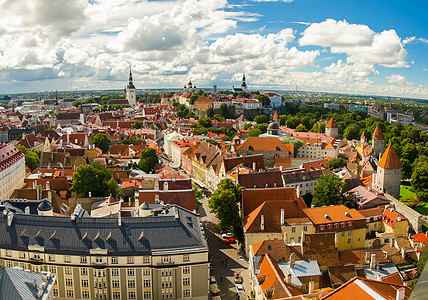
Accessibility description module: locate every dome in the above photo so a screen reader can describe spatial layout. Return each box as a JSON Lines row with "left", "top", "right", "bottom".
{"left": 37, "top": 199, "right": 52, "bottom": 211}
{"left": 267, "top": 122, "right": 279, "bottom": 130}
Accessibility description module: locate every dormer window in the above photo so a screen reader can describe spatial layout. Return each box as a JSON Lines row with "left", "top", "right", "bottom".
{"left": 248, "top": 145, "right": 254, "bottom": 151}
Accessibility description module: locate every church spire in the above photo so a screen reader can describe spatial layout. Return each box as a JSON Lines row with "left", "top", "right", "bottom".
{"left": 241, "top": 71, "right": 246, "bottom": 88}
{"left": 127, "top": 66, "right": 135, "bottom": 89}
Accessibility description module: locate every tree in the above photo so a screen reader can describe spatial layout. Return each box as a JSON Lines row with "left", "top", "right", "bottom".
{"left": 220, "top": 103, "right": 229, "bottom": 118}
{"left": 243, "top": 123, "right": 252, "bottom": 130}
{"left": 206, "top": 107, "right": 214, "bottom": 118}
{"left": 16, "top": 145, "right": 40, "bottom": 171}
{"left": 254, "top": 115, "right": 269, "bottom": 124}
{"left": 208, "top": 179, "right": 243, "bottom": 240}
{"left": 282, "top": 137, "right": 303, "bottom": 155}
{"left": 190, "top": 94, "right": 198, "bottom": 105}
{"left": 256, "top": 94, "right": 270, "bottom": 107}
{"left": 132, "top": 120, "right": 142, "bottom": 129}
{"left": 326, "top": 158, "right": 348, "bottom": 170}
{"left": 197, "top": 117, "right": 212, "bottom": 128}
{"left": 254, "top": 123, "right": 268, "bottom": 133}
{"left": 193, "top": 185, "right": 204, "bottom": 210}
{"left": 245, "top": 128, "right": 261, "bottom": 137}
{"left": 401, "top": 143, "right": 418, "bottom": 164}
{"left": 212, "top": 114, "right": 225, "bottom": 122}
{"left": 70, "top": 162, "right": 115, "bottom": 197}
{"left": 312, "top": 175, "right": 346, "bottom": 207}
{"left": 412, "top": 161, "right": 428, "bottom": 201}
{"left": 296, "top": 124, "right": 308, "bottom": 132}
{"left": 90, "top": 133, "right": 111, "bottom": 153}
{"left": 343, "top": 124, "right": 361, "bottom": 140}
{"left": 137, "top": 148, "right": 159, "bottom": 173}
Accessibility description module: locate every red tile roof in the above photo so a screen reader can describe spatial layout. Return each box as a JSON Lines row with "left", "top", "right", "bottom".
{"left": 372, "top": 124, "right": 384, "bottom": 140}
{"left": 377, "top": 144, "right": 402, "bottom": 169}
{"left": 326, "top": 117, "right": 338, "bottom": 128}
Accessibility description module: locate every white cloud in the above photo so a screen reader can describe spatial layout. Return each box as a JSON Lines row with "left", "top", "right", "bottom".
{"left": 250, "top": 0, "right": 294, "bottom": 2}
{"left": 386, "top": 74, "right": 407, "bottom": 85}
{"left": 324, "top": 59, "right": 379, "bottom": 81}
{"left": 299, "top": 19, "right": 408, "bottom": 68}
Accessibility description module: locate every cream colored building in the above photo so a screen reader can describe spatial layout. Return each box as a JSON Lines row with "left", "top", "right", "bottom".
{"left": 0, "top": 143, "right": 26, "bottom": 199}
{"left": 0, "top": 204, "right": 209, "bottom": 300}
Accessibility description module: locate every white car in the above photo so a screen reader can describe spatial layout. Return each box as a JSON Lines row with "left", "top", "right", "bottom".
{"left": 235, "top": 283, "right": 244, "bottom": 293}
{"left": 221, "top": 232, "right": 234, "bottom": 239}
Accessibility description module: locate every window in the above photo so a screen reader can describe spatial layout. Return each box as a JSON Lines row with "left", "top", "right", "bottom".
{"left": 19, "top": 252, "right": 25, "bottom": 259}
{"left": 5, "top": 250, "right": 11, "bottom": 257}
{"left": 183, "top": 254, "right": 190, "bottom": 262}
{"left": 348, "top": 231, "right": 352, "bottom": 236}
{"left": 65, "top": 267, "right": 72, "bottom": 275}
{"left": 127, "top": 268, "right": 135, "bottom": 276}
{"left": 320, "top": 226, "right": 325, "bottom": 231}
{"left": 334, "top": 224, "right": 339, "bottom": 229}
{"left": 348, "top": 222, "right": 353, "bottom": 227}
{"left": 53, "top": 289, "right": 58, "bottom": 297}
{"left": 128, "top": 291, "right": 136, "bottom": 299}
{"left": 143, "top": 268, "right": 151, "bottom": 276}
{"left": 111, "top": 279, "right": 119, "bottom": 288}
{"left": 81, "top": 268, "right": 88, "bottom": 275}
{"left": 80, "top": 256, "right": 87, "bottom": 263}
{"left": 113, "top": 292, "right": 121, "bottom": 299}
{"left": 144, "top": 279, "right": 151, "bottom": 288}
{"left": 298, "top": 237, "right": 301, "bottom": 243}
{"left": 143, "top": 256, "right": 150, "bottom": 264}
{"left": 64, "top": 256, "right": 71, "bottom": 263}
{"left": 144, "top": 291, "right": 152, "bottom": 299}
{"left": 66, "top": 290, "right": 74, "bottom": 298}
{"left": 183, "top": 266, "right": 190, "bottom": 274}
{"left": 112, "top": 268, "right": 119, "bottom": 276}
{"left": 82, "top": 291, "right": 90, "bottom": 299}
{"left": 327, "top": 225, "right": 332, "bottom": 229}
{"left": 374, "top": 223, "right": 377, "bottom": 228}
{"left": 81, "top": 279, "right": 89, "bottom": 287}
{"left": 6, "top": 261, "right": 13, "bottom": 267}
{"left": 66, "top": 278, "right": 73, "bottom": 286}
{"left": 347, "top": 238, "right": 351, "bottom": 244}
{"left": 111, "top": 257, "right": 118, "bottom": 264}
{"left": 128, "top": 279, "right": 136, "bottom": 288}
{"left": 341, "top": 223, "right": 346, "bottom": 228}
{"left": 341, "top": 232, "right": 345, "bottom": 237}
{"left": 183, "top": 289, "right": 191, "bottom": 297}
{"left": 48, "top": 255, "right": 55, "bottom": 262}
{"left": 49, "top": 266, "right": 56, "bottom": 274}
{"left": 161, "top": 256, "right": 171, "bottom": 264}
{"left": 292, "top": 227, "right": 296, "bottom": 233}
{"left": 127, "top": 256, "right": 134, "bottom": 264}
{"left": 95, "top": 257, "right": 103, "bottom": 263}
{"left": 303, "top": 226, "right": 307, "bottom": 232}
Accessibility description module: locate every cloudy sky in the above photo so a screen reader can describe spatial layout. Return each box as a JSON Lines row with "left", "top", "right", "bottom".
{"left": 0, "top": 0, "right": 427, "bottom": 99}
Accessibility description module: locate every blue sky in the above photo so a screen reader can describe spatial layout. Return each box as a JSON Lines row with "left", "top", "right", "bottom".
{"left": 0, "top": 0, "right": 427, "bottom": 98}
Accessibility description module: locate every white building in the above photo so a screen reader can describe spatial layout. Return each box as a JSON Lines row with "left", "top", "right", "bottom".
{"left": 126, "top": 68, "right": 136, "bottom": 106}
{"left": 0, "top": 143, "right": 26, "bottom": 199}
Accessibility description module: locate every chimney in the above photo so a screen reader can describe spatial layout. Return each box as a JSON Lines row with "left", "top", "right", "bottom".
{"left": 261, "top": 215, "right": 265, "bottom": 231}
{"left": 289, "top": 252, "right": 295, "bottom": 267}
{"left": 284, "top": 232, "right": 288, "bottom": 244}
{"left": 280, "top": 165, "right": 283, "bottom": 171}
{"left": 164, "top": 182, "right": 168, "bottom": 191}
{"left": 308, "top": 280, "right": 315, "bottom": 294}
{"left": 253, "top": 162, "right": 256, "bottom": 171}
{"left": 25, "top": 206, "right": 30, "bottom": 214}
{"left": 37, "top": 184, "right": 42, "bottom": 200}
{"left": 296, "top": 186, "right": 300, "bottom": 197}
{"left": 370, "top": 253, "right": 376, "bottom": 270}
{"left": 401, "top": 248, "right": 406, "bottom": 259}
{"left": 287, "top": 274, "right": 292, "bottom": 284}
{"left": 396, "top": 287, "right": 405, "bottom": 300}
{"left": 335, "top": 233, "right": 338, "bottom": 248}
{"left": 118, "top": 211, "right": 122, "bottom": 227}
{"left": 46, "top": 181, "right": 50, "bottom": 191}
{"left": 390, "top": 238, "right": 395, "bottom": 248}
{"left": 280, "top": 209, "right": 285, "bottom": 225}
{"left": 365, "top": 252, "right": 370, "bottom": 264}
{"left": 88, "top": 192, "right": 92, "bottom": 198}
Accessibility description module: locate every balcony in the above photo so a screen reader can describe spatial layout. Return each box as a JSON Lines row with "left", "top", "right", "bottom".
{"left": 30, "top": 257, "right": 44, "bottom": 264}
{"left": 92, "top": 261, "right": 107, "bottom": 267}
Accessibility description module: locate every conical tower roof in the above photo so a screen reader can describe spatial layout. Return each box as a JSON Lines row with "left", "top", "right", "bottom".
{"left": 377, "top": 144, "right": 402, "bottom": 169}
{"left": 273, "top": 111, "right": 279, "bottom": 120}
{"left": 360, "top": 130, "right": 368, "bottom": 140}
{"left": 326, "top": 117, "right": 338, "bottom": 128}
{"left": 373, "top": 124, "right": 384, "bottom": 140}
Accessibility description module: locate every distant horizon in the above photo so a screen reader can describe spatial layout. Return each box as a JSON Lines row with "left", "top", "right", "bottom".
{"left": 0, "top": 0, "right": 426, "bottom": 99}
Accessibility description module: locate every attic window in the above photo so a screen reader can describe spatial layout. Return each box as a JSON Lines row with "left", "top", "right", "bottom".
{"left": 50, "top": 231, "right": 59, "bottom": 240}
{"left": 20, "top": 229, "right": 29, "bottom": 237}
{"left": 94, "top": 232, "right": 103, "bottom": 241}
{"left": 106, "top": 232, "right": 115, "bottom": 241}
{"left": 35, "top": 230, "right": 43, "bottom": 239}
{"left": 82, "top": 232, "right": 91, "bottom": 241}
{"left": 320, "top": 226, "right": 325, "bottom": 231}
{"left": 268, "top": 245, "right": 272, "bottom": 250}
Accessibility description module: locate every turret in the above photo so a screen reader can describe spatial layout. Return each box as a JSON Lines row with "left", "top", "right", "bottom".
{"left": 360, "top": 130, "right": 368, "bottom": 144}
{"left": 126, "top": 66, "right": 136, "bottom": 106}
{"left": 272, "top": 111, "right": 280, "bottom": 125}
{"left": 325, "top": 117, "right": 338, "bottom": 138}
{"left": 374, "top": 144, "right": 402, "bottom": 199}
{"left": 372, "top": 124, "right": 385, "bottom": 156}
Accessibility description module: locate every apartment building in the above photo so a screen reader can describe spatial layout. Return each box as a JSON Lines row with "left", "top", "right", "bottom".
{"left": 0, "top": 204, "right": 209, "bottom": 300}
{"left": 0, "top": 143, "right": 26, "bottom": 199}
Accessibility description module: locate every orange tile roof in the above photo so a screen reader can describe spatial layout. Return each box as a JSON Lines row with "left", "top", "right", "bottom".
{"left": 326, "top": 117, "right": 338, "bottom": 128}
{"left": 380, "top": 272, "right": 404, "bottom": 286}
{"left": 377, "top": 144, "right": 402, "bottom": 169}
{"left": 360, "top": 130, "right": 368, "bottom": 140}
{"left": 273, "top": 111, "right": 279, "bottom": 119}
{"left": 237, "top": 137, "right": 293, "bottom": 153}
{"left": 303, "top": 205, "right": 365, "bottom": 225}
{"left": 372, "top": 123, "right": 384, "bottom": 140}
{"left": 382, "top": 205, "right": 407, "bottom": 228}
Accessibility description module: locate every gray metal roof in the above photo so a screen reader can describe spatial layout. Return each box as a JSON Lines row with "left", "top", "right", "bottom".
{"left": 0, "top": 206, "right": 207, "bottom": 256}
{"left": 363, "top": 263, "right": 399, "bottom": 280}
{"left": 278, "top": 260, "right": 321, "bottom": 286}
{"left": 0, "top": 267, "right": 55, "bottom": 300}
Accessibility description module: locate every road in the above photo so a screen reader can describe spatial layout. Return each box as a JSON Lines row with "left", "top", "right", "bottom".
{"left": 199, "top": 195, "right": 250, "bottom": 299}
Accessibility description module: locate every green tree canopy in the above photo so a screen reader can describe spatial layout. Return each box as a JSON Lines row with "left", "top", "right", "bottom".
{"left": 254, "top": 115, "right": 269, "bottom": 124}
{"left": 206, "top": 107, "right": 214, "bottom": 118}
{"left": 16, "top": 145, "right": 40, "bottom": 171}
{"left": 90, "top": 133, "right": 111, "bottom": 153}
{"left": 197, "top": 117, "right": 212, "bottom": 128}
{"left": 190, "top": 94, "right": 198, "bottom": 105}
{"left": 282, "top": 137, "right": 303, "bottom": 155}
{"left": 220, "top": 103, "right": 229, "bottom": 118}
{"left": 132, "top": 120, "right": 142, "bottom": 129}
{"left": 343, "top": 124, "right": 361, "bottom": 140}
{"left": 312, "top": 175, "right": 346, "bottom": 207}
{"left": 326, "top": 158, "right": 348, "bottom": 170}
{"left": 245, "top": 128, "right": 262, "bottom": 137}
{"left": 137, "top": 148, "right": 159, "bottom": 173}
{"left": 254, "top": 123, "right": 268, "bottom": 134}
{"left": 412, "top": 161, "right": 428, "bottom": 201}
{"left": 296, "top": 124, "right": 308, "bottom": 132}
{"left": 70, "top": 162, "right": 117, "bottom": 197}
{"left": 256, "top": 94, "right": 270, "bottom": 107}
{"left": 212, "top": 114, "right": 225, "bottom": 122}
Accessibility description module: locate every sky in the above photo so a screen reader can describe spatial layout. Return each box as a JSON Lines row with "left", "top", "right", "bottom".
{"left": 0, "top": 0, "right": 427, "bottom": 99}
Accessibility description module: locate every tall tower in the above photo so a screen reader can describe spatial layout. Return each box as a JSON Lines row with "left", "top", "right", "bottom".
{"left": 374, "top": 144, "right": 402, "bottom": 199}
{"left": 241, "top": 72, "right": 248, "bottom": 93}
{"left": 272, "top": 111, "right": 280, "bottom": 126}
{"left": 372, "top": 124, "right": 385, "bottom": 157}
{"left": 325, "top": 117, "right": 338, "bottom": 138}
{"left": 360, "top": 130, "right": 368, "bottom": 144}
{"left": 126, "top": 67, "right": 136, "bottom": 106}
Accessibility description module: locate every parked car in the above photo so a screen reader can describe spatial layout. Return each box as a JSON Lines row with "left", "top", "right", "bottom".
{"left": 221, "top": 232, "right": 234, "bottom": 239}
{"left": 235, "top": 283, "right": 244, "bottom": 293}
{"left": 234, "top": 272, "right": 242, "bottom": 284}
{"left": 223, "top": 237, "right": 236, "bottom": 244}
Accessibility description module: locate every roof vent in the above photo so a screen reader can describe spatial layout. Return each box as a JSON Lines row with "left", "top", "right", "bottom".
{"left": 345, "top": 211, "right": 351, "bottom": 217}
{"left": 324, "top": 213, "right": 329, "bottom": 219}
{"left": 71, "top": 215, "right": 76, "bottom": 221}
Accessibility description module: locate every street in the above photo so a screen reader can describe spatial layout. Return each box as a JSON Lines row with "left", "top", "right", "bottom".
{"left": 199, "top": 194, "right": 250, "bottom": 299}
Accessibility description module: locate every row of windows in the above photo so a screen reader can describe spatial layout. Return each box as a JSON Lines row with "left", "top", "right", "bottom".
{"left": 320, "top": 222, "right": 353, "bottom": 231}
